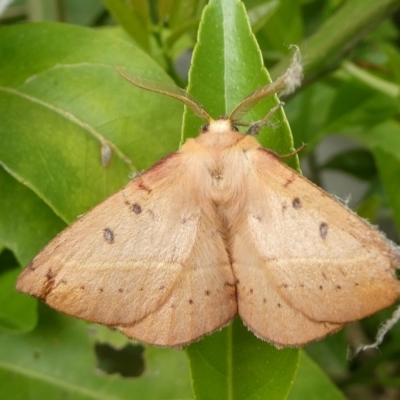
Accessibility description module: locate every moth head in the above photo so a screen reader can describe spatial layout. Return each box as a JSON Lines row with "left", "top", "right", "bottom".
{"left": 114, "top": 46, "right": 302, "bottom": 131}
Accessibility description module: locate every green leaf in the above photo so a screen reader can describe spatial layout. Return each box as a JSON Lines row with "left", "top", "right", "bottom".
{"left": 285, "top": 82, "right": 336, "bottom": 149}
{"left": 356, "top": 192, "right": 380, "bottom": 222}
{"left": 288, "top": 351, "right": 346, "bottom": 400}
{"left": 103, "top": 0, "right": 151, "bottom": 52}
{"left": 188, "top": 318, "right": 299, "bottom": 400}
{"left": 255, "top": 0, "right": 303, "bottom": 56}
{"left": 305, "top": 331, "right": 349, "bottom": 380}
{"left": 0, "top": 166, "right": 66, "bottom": 333}
{"left": 372, "top": 138, "right": 400, "bottom": 235}
{"left": 184, "top": 1, "right": 300, "bottom": 398}
{"left": 325, "top": 78, "right": 397, "bottom": 132}
{"left": 0, "top": 305, "right": 192, "bottom": 399}
{"left": 341, "top": 120, "right": 400, "bottom": 234}
{"left": 246, "top": 0, "right": 280, "bottom": 35}
{"left": 183, "top": 0, "right": 299, "bottom": 169}
{"left": 271, "top": 0, "right": 400, "bottom": 86}
{"left": 0, "top": 166, "right": 66, "bottom": 267}
{"left": 321, "top": 149, "right": 377, "bottom": 181}
{"left": 0, "top": 266, "right": 37, "bottom": 333}
{"left": 0, "top": 22, "right": 183, "bottom": 223}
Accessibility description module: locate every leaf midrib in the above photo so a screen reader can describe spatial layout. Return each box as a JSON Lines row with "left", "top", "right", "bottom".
{"left": 0, "top": 86, "right": 134, "bottom": 170}
{"left": 0, "top": 359, "right": 120, "bottom": 400}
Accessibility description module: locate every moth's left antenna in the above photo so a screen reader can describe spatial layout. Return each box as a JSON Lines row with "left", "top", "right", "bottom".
{"left": 114, "top": 67, "right": 212, "bottom": 122}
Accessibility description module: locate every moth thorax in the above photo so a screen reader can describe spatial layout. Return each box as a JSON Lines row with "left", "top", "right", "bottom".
{"left": 208, "top": 119, "right": 233, "bottom": 134}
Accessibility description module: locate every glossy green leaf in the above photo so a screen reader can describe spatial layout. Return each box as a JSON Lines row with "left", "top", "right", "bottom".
{"left": 158, "top": 0, "right": 205, "bottom": 30}
{"left": 246, "top": 0, "right": 280, "bottom": 34}
{"left": 183, "top": 0, "right": 299, "bottom": 169}
{"left": 0, "top": 22, "right": 182, "bottom": 223}
{"left": 271, "top": 0, "right": 400, "bottom": 86}
{"left": 188, "top": 318, "right": 299, "bottom": 400}
{"left": 0, "top": 268, "right": 37, "bottom": 333}
{"left": 0, "top": 305, "right": 192, "bottom": 399}
{"left": 0, "top": 166, "right": 66, "bottom": 333}
{"left": 288, "top": 351, "right": 346, "bottom": 400}
{"left": 0, "top": 166, "right": 65, "bottom": 267}
{"left": 103, "top": 0, "right": 150, "bottom": 52}
{"left": 305, "top": 331, "right": 348, "bottom": 380}
{"left": 255, "top": 0, "right": 303, "bottom": 56}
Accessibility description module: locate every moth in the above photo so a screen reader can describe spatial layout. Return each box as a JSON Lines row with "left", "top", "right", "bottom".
{"left": 17, "top": 50, "right": 400, "bottom": 348}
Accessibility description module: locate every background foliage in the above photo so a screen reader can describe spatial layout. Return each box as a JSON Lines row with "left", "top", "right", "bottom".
{"left": 1, "top": 0, "right": 400, "bottom": 399}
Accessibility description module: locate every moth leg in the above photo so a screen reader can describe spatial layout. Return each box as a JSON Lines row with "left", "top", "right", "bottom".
{"left": 245, "top": 102, "right": 285, "bottom": 135}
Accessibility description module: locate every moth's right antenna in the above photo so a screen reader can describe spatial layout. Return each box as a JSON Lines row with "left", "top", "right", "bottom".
{"left": 229, "top": 46, "right": 303, "bottom": 123}
{"left": 114, "top": 66, "right": 212, "bottom": 122}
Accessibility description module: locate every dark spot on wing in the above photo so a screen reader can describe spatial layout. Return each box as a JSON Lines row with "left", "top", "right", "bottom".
{"left": 300, "top": 283, "right": 304, "bottom": 287}
{"left": 137, "top": 179, "right": 152, "bottom": 193}
{"left": 132, "top": 203, "right": 142, "bottom": 214}
{"left": 263, "top": 298, "right": 267, "bottom": 304}
{"left": 292, "top": 197, "right": 302, "bottom": 209}
{"left": 205, "top": 290, "right": 210, "bottom": 296}
{"left": 235, "top": 279, "right": 240, "bottom": 284}
{"left": 159, "top": 286, "right": 165, "bottom": 290}
{"left": 189, "top": 299, "right": 194, "bottom": 304}
{"left": 284, "top": 175, "right": 295, "bottom": 188}
{"left": 61, "top": 279, "right": 67, "bottom": 284}
{"left": 319, "top": 285, "right": 323, "bottom": 290}
{"left": 277, "top": 303, "right": 282, "bottom": 308}
{"left": 103, "top": 228, "right": 115, "bottom": 244}
{"left": 336, "top": 285, "right": 342, "bottom": 290}
{"left": 250, "top": 288, "right": 253, "bottom": 294}
{"left": 39, "top": 269, "right": 55, "bottom": 301}
{"left": 282, "top": 203, "right": 287, "bottom": 212}
{"left": 80, "top": 285, "right": 85, "bottom": 290}
{"left": 322, "top": 272, "right": 327, "bottom": 280}
{"left": 253, "top": 214, "right": 262, "bottom": 221}
{"left": 118, "top": 288, "right": 124, "bottom": 293}
{"left": 319, "top": 222, "right": 328, "bottom": 239}
{"left": 282, "top": 283, "right": 288, "bottom": 288}
{"left": 99, "top": 288, "right": 104, "bottom": 293}
{"left": 355, "top": 282, "right": 359, "bottom": 286}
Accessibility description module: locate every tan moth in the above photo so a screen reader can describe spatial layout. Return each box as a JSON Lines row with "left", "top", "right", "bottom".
{"left": 17, "top": 50, "right": 400, "bottom": 348}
